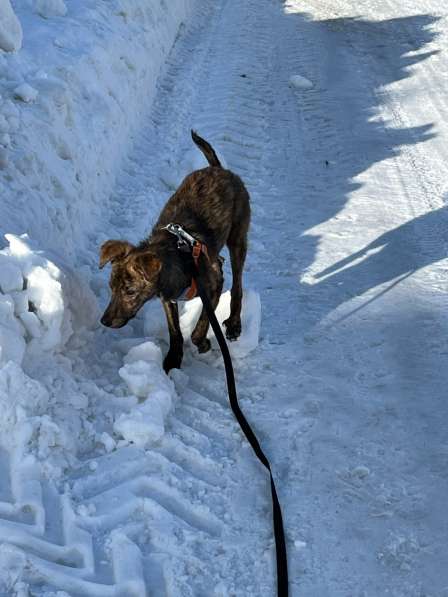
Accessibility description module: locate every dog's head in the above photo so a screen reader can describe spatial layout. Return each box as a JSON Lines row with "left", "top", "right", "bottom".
{"left": 99, "top": 240, "right": 161, "bottom": 328}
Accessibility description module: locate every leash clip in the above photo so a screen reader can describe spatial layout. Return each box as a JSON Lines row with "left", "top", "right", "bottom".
{"left": 164, "top": 221, "right": 210, "bottom": 267}
{"left": 163, "top": 223, "right": 197, "bottom": 250}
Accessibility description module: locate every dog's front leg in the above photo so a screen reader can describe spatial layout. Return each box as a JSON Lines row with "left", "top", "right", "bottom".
{"left": 191, "top": 261, "right": 223, "bottom": 353}
{"left": 162, "top": 300, "right": 184, "bottom": 372}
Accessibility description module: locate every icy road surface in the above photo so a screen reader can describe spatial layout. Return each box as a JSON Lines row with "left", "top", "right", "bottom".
{"left": 1, "top": 0, "right": 448, "bottom": 595}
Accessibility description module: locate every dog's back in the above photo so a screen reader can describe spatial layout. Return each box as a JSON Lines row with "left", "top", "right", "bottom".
{"left": 154, "top": 134, "right": 250, "bottom": 254}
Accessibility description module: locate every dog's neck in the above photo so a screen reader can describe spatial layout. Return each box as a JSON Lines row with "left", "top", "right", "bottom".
{"left": 141, "top": 233, "right": 193, "bottom": 302}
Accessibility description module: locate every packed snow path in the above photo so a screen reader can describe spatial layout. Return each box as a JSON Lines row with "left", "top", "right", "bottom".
{"left": 1, "top": 0, "right": 448, "bottom": 595}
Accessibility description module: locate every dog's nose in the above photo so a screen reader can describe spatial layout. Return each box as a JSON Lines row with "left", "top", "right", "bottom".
{"left": 100, "top": 314, "right": 111, "bottom": 327}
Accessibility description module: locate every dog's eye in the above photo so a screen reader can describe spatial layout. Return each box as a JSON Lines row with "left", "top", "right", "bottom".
{"left": 125, "top": 288, "right": 138, "bottom": 297}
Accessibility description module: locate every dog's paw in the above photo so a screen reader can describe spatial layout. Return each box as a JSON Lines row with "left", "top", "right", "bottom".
{"left": 194, "top": 337, "right": 211, "bottom": 354}
{"left": 163, "top": 351, "right": 183, "bottom": 373}
{"left": 223, "top": 317, "right": 241, "bottom": 341}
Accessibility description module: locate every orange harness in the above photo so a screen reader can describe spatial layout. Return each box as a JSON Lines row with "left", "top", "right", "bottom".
{"left": 183, "top": 241, "right": 209, "bottom": 300}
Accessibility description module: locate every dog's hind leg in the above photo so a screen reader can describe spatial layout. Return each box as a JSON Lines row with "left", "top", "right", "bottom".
{"left": 224, "top": 199, "right": 249, "bottom": 340}
{"left": 162, "top": 300, "right": 184, "bottom": 372}
{"left": 191, "top": 260, "right": 224, "bottom": 353}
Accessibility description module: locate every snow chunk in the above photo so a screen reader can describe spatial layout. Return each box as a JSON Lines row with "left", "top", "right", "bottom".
{"left": 294, "top": 540, "right": 307, "bottom": 550}
{"left": 114, "top": 342, "right": 178, "bottom": 446}
{"left": 123, "top": 340, "right": 163, "bottom": 367}
{"left": 289, "top": 74, "right": 314, "bottom": 90}
{"left": 119, "top": 360, "right": 163, "bottom": 399}
{"left": 180, "top": 289, "right": 261, "bottom": 359}
{"left": 0, "top": 361, "right": 49, "bottom": 439}
{"left": 0, "top": 0, "right": 23, "bottom": 52}
{"left": 0, "top": 298, "right": 25, "bottom": 364}
{"left": 34, "top": 0, "right": 67, "bottom": 18}
{"left": 99, "top": 432, "right": 116, "bottom": 453}
{"left": 14, "top": 83, "right": 39, "bottom": 103}
{"left": 26, "top": 265, "right": 66, "bottom": 350}
{"left": 19, "top": 311, "right": 42, "bottom": 339}
{"left": 10, "top": 290, "right": 29, "bottom": 315}
{"left": 0, "top": 234, "right": 96, "bottom": 360}
{"left": 351, "top": 465, "right": 370, "bottom": 479}
{"left": 0, "top": 261, "right": 23, "bottom": 293}
{"left": 114, "top": 398, "right": 165, "bottom": 446}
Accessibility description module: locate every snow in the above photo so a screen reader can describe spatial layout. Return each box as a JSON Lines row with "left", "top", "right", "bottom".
{"left": 289, "top": 73, "right": 314, "bottom": 89}
{"left": 114, "top": 398, "right": 166, "bottom": 446}
{"left": 115, "top": 341, "right": 176, "bottom": 445}
{"left": 0, "top": 0, "right": 22, "bottom": 52}
{"left": 34, "top": 0, "right": 67, "bottom": 19}
{"left": 0, "top": 0, "right": 447, "bottom": 595}
{"left": 179, "top": 289, "right": 261, "bottom": 359}
{"left": 123, "top": 340, "right": 163, "bottom": 368}
{"left": 0, "top": 261, "right": 22, "bottom": 293}
{"left": 0, "top": 233, "right": 87, "bottom": 358}
{"left": 0, "top": 0, "right": 196, "bottom": 260}
{"left": 160, "top": 142, "right": 229, "bottom": 190}
{"left": 13, "top": 83, "right": 39, "bottom": 103}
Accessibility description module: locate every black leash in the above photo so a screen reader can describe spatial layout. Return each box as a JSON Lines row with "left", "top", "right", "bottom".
{"left": 164, "top": 222, "right": 289, "bottom": 595}
{"left": 194, "top": 273, "right": 289, "bottom": 597}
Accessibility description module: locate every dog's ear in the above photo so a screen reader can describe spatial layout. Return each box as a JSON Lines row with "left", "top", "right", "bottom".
{"left": 132, "top": 251, "right": 162, "bottom": 280}
{"left": 99, "top": 240, "right": 134, "bottom": 269}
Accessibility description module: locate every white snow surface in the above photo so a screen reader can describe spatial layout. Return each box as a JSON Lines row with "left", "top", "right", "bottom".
{"left": 179, "top": 289, "right": 262, "bottom": 359}
{"left": 34, "top": 0, "right": 67, "bottom": 19}
{"left": 0, "top": 0, "right": 447, "bottom": 595}
{"left": 289, "top": 74, "right": 314, "bottom": 90}
{"left": 0, "top": 0, "right": 22, "bottom": 52}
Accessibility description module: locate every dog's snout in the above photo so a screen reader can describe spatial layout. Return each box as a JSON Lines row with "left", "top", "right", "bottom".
{"left": 101, "top": 307, "right": 128, "bottom": 328}
{"left": 100, "top": 313, "right": 111, "bottom": 327}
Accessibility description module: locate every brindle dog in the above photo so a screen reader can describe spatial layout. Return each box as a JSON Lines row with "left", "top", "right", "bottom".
{"left": 100, "top": 131, "right": 250, "bottom": 373}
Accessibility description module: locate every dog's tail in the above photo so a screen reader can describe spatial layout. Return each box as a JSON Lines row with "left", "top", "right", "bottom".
{"left": 191, "top": 130, "right": 222, "bottom": 168}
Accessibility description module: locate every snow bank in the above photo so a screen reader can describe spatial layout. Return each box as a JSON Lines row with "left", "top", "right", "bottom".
{"left": 0, "top": 0, "right": 193, "bottom": 483}
{"left": 0, "top": 0, "right": 195, "bottom": 260}
{"left": 0, "top": 235, "right": 65, "bottom": 366}
{"left": 0, "top": 230, "right": 99, "bottom": 490}
{"left": 0, "top": 233, "right": 98, "bottom": 366}
{"left": 0, "top": 0, "right": 22, "bottom": 52}
{"left": 114, "top": 341, "right": 177, "bottom": 446}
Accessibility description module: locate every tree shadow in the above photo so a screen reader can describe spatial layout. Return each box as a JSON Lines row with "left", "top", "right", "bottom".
{"left": 279, "top": 10, "right": 441, "bottom": 326}
{"left": 309, "top": 205, "right": 448, "bottom": 324}
{"left": 274, "top": 10, "right": 448, "bottom": 594}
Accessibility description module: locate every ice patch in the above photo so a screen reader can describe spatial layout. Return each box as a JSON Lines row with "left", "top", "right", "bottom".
{"left": 289, "top": 74, "right": 314, "bottom": 90}
{"left": 180, "top": 289, "right": 261, "bottom": 359}
{"left": 0, "top": 0, "right": 22, "bottom": 52}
